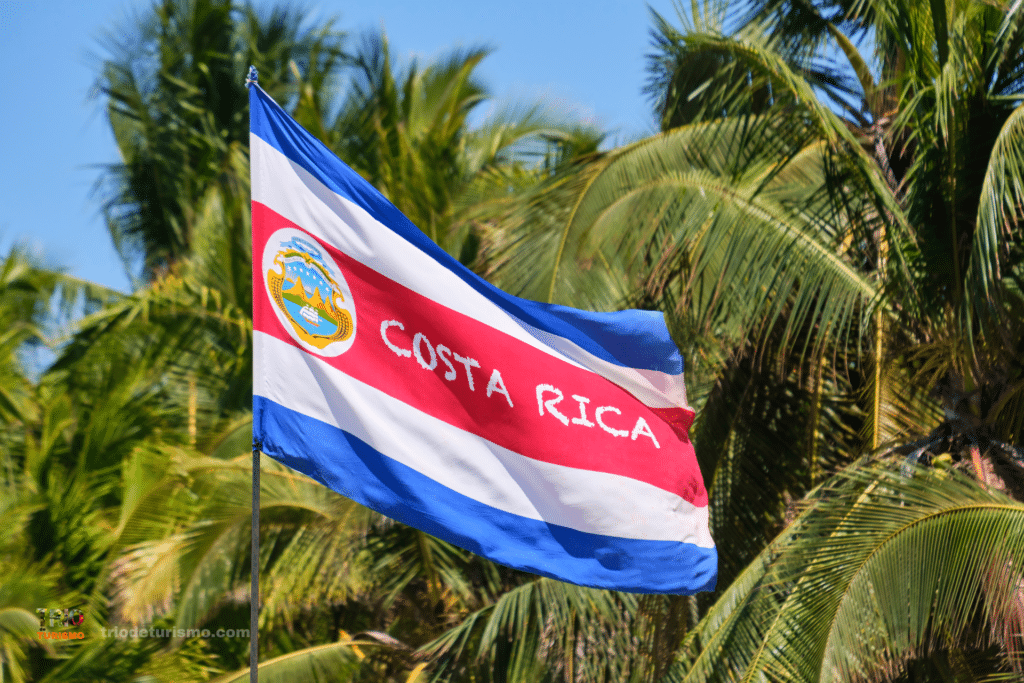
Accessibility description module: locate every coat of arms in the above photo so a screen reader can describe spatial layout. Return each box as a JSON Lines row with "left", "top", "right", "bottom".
{"left": 263, "top": 228, "right": 356, "bottom": 357}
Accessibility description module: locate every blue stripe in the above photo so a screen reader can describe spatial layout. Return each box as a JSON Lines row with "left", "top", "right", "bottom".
{"left": 254, "top": 396, "right": 717, "bottom": 594}
{"left": 249, "top": 85, "right": 683, "bottom": 375}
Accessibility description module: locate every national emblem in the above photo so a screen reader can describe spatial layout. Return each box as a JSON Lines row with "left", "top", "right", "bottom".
{"left": 263, "top": 227, "right": 357, "bottom": 357}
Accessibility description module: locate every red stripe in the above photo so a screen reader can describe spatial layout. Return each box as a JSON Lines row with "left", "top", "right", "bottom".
{"left": 253, "top": 202, "right": 706, "bottom": 504}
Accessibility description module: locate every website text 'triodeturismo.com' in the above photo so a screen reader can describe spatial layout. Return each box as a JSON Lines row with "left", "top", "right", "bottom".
{"left": 101, "top": 627, "right": 250, "bottom": 639}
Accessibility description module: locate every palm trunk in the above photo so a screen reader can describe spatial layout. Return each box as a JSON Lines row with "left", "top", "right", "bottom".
{"left": 807, "top": 355, "right": 825, "bottom": 486}
{"left": 188, "top": 374, "right": 197, "bottom": 448}
{"left": 872, "top": 309, "right": 884, "bottom": 451}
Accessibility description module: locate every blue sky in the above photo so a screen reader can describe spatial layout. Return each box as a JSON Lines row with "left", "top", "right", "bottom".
{"left": 0, "top": 0, "right": 678, "bottom": 292}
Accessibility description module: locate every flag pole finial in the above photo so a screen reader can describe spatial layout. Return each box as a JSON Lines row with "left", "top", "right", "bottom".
{"left": 246, "top": 65, "right": 258, "bottom": 87}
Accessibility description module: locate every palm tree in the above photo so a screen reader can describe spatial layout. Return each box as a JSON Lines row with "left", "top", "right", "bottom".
{"left": 0, "top": 248, "right": 184, "bottom": 681}
{"left": 544, "top": 0, "right": 1024, "bottom": 679}
{"left": 422, "top": 0, "right": 1024, "bottom": 679}
{"left": 670, "top": 463, "right": 1024, "bottom": 682}
{"left": 295, "top": 29, "right": 602, "bottom": 266}
{"left": 96, "top": 0, "right": 346, "bottom": 283}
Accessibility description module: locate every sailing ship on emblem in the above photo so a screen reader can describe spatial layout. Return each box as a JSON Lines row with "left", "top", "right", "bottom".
{"left": 299, "top": 305, "right": 321, "bottom": 326}
{"left": 265, "top": 235, "right": 354, "bottom": 350}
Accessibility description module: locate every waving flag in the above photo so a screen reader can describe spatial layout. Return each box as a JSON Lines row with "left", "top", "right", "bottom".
{"left": 249, "top": 83, "right": 716, "bottom": 594}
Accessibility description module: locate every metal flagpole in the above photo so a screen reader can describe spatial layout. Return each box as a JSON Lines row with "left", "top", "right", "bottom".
{"left": 251, "top": 439, "right": 261, "bottom": 682}
{"left": 246, "top": 64, "right": 260, "bottom": 683}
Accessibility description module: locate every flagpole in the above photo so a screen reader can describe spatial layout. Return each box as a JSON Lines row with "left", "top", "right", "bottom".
{"left": 251, "top": 439, "right": 261, "bottom": 683}
{"left": 246, "top": 64, "right": 261, "bottom": 683}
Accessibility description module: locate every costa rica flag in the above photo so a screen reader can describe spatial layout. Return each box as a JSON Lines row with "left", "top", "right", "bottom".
{"left": 249, "top": 82, "right": 716, "bottom": 594}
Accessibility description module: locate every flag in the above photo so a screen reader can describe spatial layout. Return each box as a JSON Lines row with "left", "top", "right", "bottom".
{"left": 249, "top": 83, "right": 717, "bottom": 594}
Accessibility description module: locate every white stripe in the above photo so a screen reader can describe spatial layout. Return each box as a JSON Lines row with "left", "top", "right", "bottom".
{"left": 255, "top": 331, "right": 713, "bottom": 547}
{"left": 251, "top": 136, "right": 691, "bottom": 411}
{"left": 513, "top": 316, "right": 690, "bottom": 409}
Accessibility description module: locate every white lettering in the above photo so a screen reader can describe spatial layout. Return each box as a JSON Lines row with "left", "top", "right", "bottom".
{"left": 630, "top": 416, "right": 660, "bottom": 449}
{"left": 536, "top": 384, "right": 569, "bottom": 425}
{"left": 486, "top": 369, "right": 514, "bottom": 407}
{"left": 436, "top": 344, "right": 457, "bottom": 380}
{"left": 413, "top": 333, "right": 437, "bottom": 370}
{"left": 379, "top": 323, "right": 515, "bottom": 411}
{"left": 570, "top": 394, "right": 595, "bottom": 427}
{"left": 381, "top": 320, "right": 411, "bottom": 358}
{"left": 453, "top": 353, "right": 480, "bottom": 390}
{"left": 595, "top": 406, "right": 629, "bottom": 437}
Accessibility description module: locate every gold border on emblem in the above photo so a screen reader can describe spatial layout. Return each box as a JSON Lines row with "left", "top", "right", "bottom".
{"left": 267, "top": 249, "right": 354, "bottom": 350}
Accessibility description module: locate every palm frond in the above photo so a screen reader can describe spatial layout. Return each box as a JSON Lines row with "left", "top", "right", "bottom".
{"left": 691, "top": 352, "right": 860, "bottom": 592}
{"left": 211, "top": 639, "right": 378, "bottom": 683}
{"left": 109, "top": 455, "right": 370, "bottom": 632}
{"left": 969, "top": 101, "right": 1024, "bottom": 331}
{"left": 423, "top": 579, "right": 638, "bottom": 683}
{"left": 672, "top": 464, "right": 1024, "bottom": 683}
{"left": 561, "top": 116, "right": 880, "bottom": 360}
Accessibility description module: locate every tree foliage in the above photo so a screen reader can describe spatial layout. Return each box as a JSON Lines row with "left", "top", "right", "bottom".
{"left": 8, "top": 0, "right": 1024, "bottom": 680}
